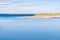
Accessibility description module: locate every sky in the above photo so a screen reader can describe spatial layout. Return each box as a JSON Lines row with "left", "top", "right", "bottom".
{"left": 0, "top": 0, "right": 60, "bottom": 14}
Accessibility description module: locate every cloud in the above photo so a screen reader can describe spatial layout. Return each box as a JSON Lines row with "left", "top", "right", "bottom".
{"left": 0, "top": 0, "right": 60, "bottom": 13}
{"left": 0, "top": 2, "right": 9, "bottom": 5}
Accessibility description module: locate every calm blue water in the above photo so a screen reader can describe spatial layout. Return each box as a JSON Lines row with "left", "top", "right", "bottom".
{"left": 0, "top": 17, "right": 60, "bottom": 40}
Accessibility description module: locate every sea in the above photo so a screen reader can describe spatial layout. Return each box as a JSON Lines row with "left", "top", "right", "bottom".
{"left": 0, "top": 15, "right": 60, "bottom": 40}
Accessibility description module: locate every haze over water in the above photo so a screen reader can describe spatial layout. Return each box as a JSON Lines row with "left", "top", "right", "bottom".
{"left": 0, "top": 17, "right": 60, "bottom": 40}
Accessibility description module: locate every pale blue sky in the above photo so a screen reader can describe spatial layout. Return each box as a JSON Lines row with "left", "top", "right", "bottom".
{"left": 0, "top": 0, "right": 60, "bottom": 14}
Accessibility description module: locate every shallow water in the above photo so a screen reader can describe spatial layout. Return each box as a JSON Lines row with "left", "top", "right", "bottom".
{"left": 0, "top": 17, "right": 60, "bottom": 40}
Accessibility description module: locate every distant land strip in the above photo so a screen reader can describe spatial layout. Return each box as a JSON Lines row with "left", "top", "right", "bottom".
{"left": 0, "top": 14, "right": 35, "bottom": 17}
{"left": 0, "top": 13, "right": 60, "bottom": 18}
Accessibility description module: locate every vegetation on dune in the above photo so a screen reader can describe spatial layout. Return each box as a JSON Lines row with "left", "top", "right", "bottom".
{"left": 35, "top": 13, "right": 60, "bottom": 16}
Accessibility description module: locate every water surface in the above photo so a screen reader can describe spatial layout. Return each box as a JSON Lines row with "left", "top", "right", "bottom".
{"left": 0, "top": 17, "right": 60, "bottom": 40}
